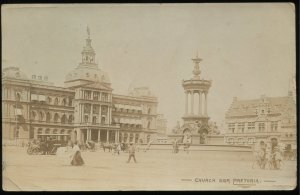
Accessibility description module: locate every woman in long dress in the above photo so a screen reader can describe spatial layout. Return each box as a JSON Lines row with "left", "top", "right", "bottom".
{"left": 70, "top": 141, "right": 84, "bottom": 166}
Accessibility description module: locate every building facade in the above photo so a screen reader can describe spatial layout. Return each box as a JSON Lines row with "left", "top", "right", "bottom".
{"left": 224, "top": 92, "right": 297, "bottom": 148}
{"left": 2, "top": 28, "right": 158, "bottom": 144}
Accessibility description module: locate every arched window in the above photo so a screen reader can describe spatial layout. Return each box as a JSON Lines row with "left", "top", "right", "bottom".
{"left": 47, "top": 97, "right": 52, "bottom": 104}
{"left": 62, "top": 98, "right": 66, "bottom": 106}
{"left": 238, "top": 138, "right": 244, "bottom": 145}
{"left": 248, "top": 138, "right": 254, "bottom": 144}
{"left": 46, "top": 112, "right": 51, "bottom": 123}
{"left": 61, "top": 129, "right": 65, "bottom": 134}
{"left": 148, "top": 108, "right": 151, "bottom": 114}
{"left": 31, "top": 111, "right": 37, "bottom": 120}
{"left": 61, "top": 114, "right": 67, "bottom": 124}
{"left": 129, "top": 134, "right": 134, "bottom": 142}
{"left": 16, "top": 92, "right": 21, "bottom": 102}
{"left": 68, "top": 115, "right": 73, "bottom": 124}
{"left": 135, "top": 134, "right": 139, "bottom": 143}
{"left": 37, "top": 128, "right": 43, "bottom": 134}
{"left": 92, "top": 116, "right": 97, "bottom": 124}
{"left": 54, "top": 113, "right": 59, "bottom": 123}
{"left": 228, "top": 138, "right": 234, "bottom": 144}
{"left": 39, "top": 112, "right": 44, "bottom": 122}
{"left": 45, "top": 128, "right": 50, "bottom": 134}
{"left": 53, "top": 129, "right": 58, "bottom": 134}
{"left": 124, "top": 133, "right": 128, "bottom": 142}
{"left": 54, "top": 98, "right": 59, "bottom": 105}
{"left": 68, "top": 98, "right": 72, "bottom": 106}
{"left": 101, "top": 116, "right": 106, "bottom": 124}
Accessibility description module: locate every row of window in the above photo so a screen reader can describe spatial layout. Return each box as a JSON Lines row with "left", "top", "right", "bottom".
{"left": 36, "top": 128, "right": 72, "bottom": 135}
{"left": 31, "top": 111, "right": 74, "bottom": 124}
{"left": 83, "top": 115, "right": 106, "bottom": 124}
{"left": 83, "top": 104, "right": 108, "bottom": 115}
{"left": 82, "top": 90, "right": 109, "bottom": 101}
{"left": 227, "top": 137, "right": 255, "bottom": 144}
{"left": 112, "top": 107, "right": 142, "bottom": 114}
{"left": 228, "top": 121, "right": 278, "bottom": 133}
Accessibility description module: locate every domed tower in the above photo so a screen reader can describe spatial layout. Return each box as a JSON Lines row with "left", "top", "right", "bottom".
{"left": 64, "top": 26, "right": 111, "bottom": 88}
{"left": 181, "top": 54, "right": 212, "bottom": 141}
{"left": 65, "top": 27, "right": 114, "bottom": 143}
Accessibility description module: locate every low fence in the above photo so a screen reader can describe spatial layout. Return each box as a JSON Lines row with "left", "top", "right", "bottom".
{"left": 3, "top": 139, "right": 28, "bottom": 147}
{"left": 139, "top": 143, "right": 252, "bottom": 152}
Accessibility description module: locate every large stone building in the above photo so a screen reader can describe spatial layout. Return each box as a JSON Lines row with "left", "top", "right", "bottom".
{"left": 2, "top": 28, "right": 158, "bottom": 144}
{"left": 224, "top": 92, "right": 297, "bottom": 148}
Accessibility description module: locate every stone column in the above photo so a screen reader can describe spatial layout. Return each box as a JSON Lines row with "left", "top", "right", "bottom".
{"left": 99, "top": 105, "right": 102, "bottom": 124}
{"left": 114, "top": 131, "right": 117, "bottom": 143}
{"left": 185, "top": 91, "right": 188, "bottom": 115}
{"left": 98, "top": 130, "right": 100, "bottom": 142}
{"left": 204, "top": 92, "right": 207, "bottom": 116}
{"left": 198, "top": 91, "right": 202, "bottom": 116}
{"left": 106, "top": 130, "right": 109, "bottom": 143}
{"left": 108, "top": 106, "right": 111, "bottom": 124}
{"left": 76, "top": 129, "right": 81, "bottom": 142}
{"left": 191, "top": 91, "right": 194, "bottom": 115}
{"left": 33, "top": 128, "right": 37, "bottom": 139}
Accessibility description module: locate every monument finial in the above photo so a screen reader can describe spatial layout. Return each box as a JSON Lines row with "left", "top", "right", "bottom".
{"left": 87, "top": 25, "right": 90, "bottom": 38}
{"left": 191, "top": 52, "right": 202, "bottom": 79}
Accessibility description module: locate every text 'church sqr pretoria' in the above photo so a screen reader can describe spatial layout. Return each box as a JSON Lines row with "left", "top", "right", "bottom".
{"left": 2, "top": 27, "right": 159, "bottom": 144}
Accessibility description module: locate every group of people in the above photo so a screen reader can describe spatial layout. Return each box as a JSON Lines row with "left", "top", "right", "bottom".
{"left": 172, "top": 136, "right": 191, "bottom": 154}
{"left": 28, "top": 137, "right": 56, "bottom": 155}
{"left": 57, "top": 140, "right": 140, "bottom": 166}
{"left": 253, "top": 140, "right": 283, "bottom": 170}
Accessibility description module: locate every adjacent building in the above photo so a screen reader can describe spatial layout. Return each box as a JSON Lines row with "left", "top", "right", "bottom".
{"left": 224, "top": 92, "right": 297, "bottom": 148}
{"left": 156, "top": 114, "right": 168, "bottom": 136}
{"left": 2, "top": 28, "right": 158, "bottom": 144}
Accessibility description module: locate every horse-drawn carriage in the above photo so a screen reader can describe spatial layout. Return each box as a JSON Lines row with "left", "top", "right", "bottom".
{"left": 283, "top": 144, "right": 296, "bottom": 161}
{"left": 27, "top": 133, "right": 70, "bottom": 155}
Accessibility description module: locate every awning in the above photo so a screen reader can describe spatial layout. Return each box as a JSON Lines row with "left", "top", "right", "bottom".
{"left": 31, "top": 94, "right": 38, "bottom": 101}
{"left": 15, "top": 108, "right": 22, "bottom": 116}
{"left": 39, "top": 95, "right": 46, "bottom": 101}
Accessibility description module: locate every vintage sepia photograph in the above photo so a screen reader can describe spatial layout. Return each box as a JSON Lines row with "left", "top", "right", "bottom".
{"left": 2, "top": 3, "right": 297, "bottom": 191}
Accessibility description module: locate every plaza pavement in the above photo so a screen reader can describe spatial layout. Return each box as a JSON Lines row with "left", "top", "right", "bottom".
{"left": 2, "top": 146, "right": 297, "bottom": 191}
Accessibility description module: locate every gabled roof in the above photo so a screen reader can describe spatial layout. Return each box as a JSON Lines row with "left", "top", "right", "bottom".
{"left": 226, "top": 96, "right": 295, "bottom": 118}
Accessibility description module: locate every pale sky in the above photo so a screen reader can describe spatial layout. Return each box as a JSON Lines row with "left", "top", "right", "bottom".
{"left": 2, "top": 4, "right": 296, "bottom": 133}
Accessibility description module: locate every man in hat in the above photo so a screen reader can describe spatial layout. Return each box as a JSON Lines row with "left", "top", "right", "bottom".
{"left": 126, "top": 142, "right": 137, "bottom": 163}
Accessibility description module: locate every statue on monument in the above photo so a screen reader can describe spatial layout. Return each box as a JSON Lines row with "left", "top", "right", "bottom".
{"left": 172, "top": 121, "right": 181, "bottom": 134}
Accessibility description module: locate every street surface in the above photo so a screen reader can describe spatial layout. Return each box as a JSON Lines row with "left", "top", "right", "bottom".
{"left": 2, "top": 146, "right": 297, "bottom": 191}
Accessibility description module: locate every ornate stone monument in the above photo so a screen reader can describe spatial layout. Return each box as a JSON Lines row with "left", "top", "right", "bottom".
{"left": 173, "top": 54, "right": 212, "bottom": 144}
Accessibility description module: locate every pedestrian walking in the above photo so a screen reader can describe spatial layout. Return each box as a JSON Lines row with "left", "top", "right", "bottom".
{"left": 126, "top": 142, "right": 137, "bottom": 163}
{"left": 70, "top": 141, "right": 84, "bottom": 166}
{"left": 117, "top": 143, "right": 121, "bottom": 155}
{"left": 144, "top": 140, "right": 153, "bottom": 152}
